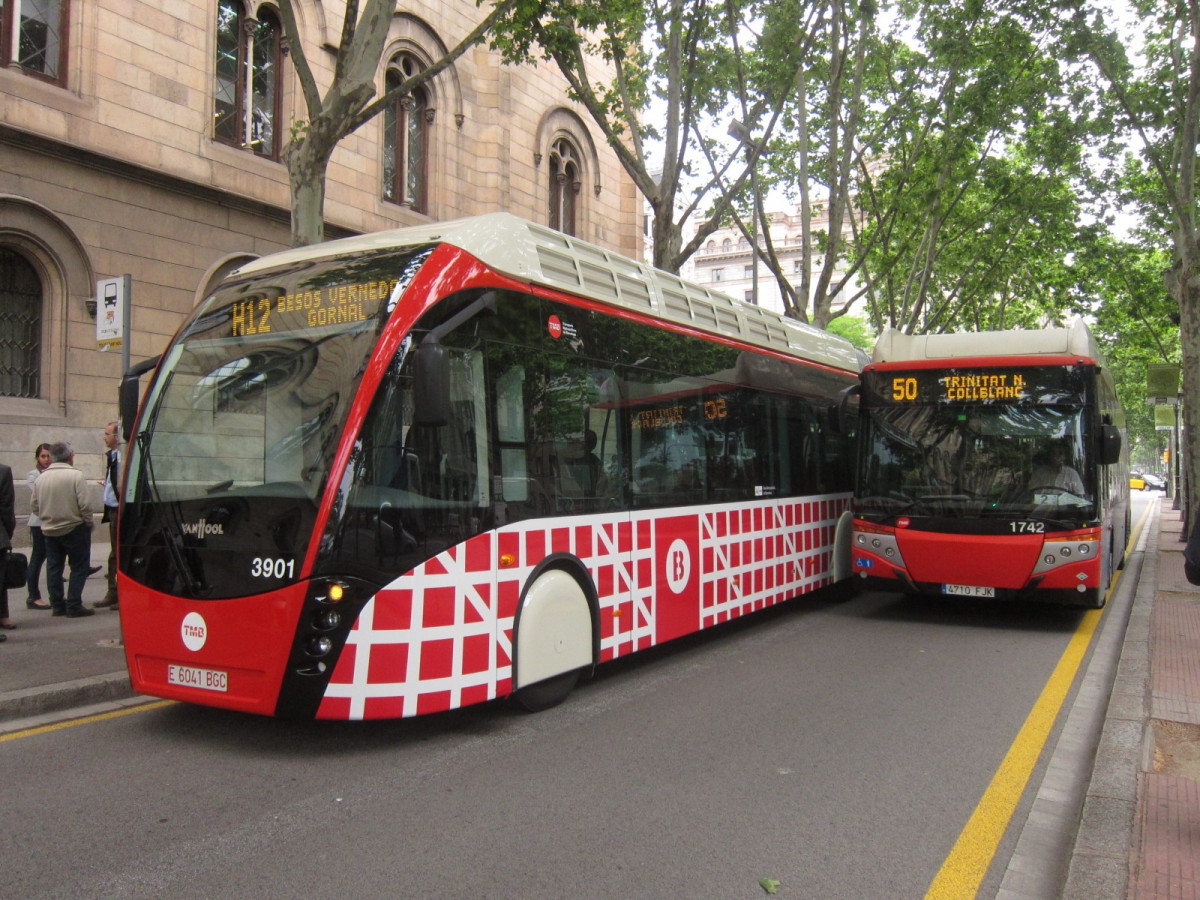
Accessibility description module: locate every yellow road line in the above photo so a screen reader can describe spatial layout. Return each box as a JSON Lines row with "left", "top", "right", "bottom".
{"left": 0, "top": 699, "right": 174, "bottom": 743}
{"left": 924, "top": 500, "right": 1151, "bottom": 899}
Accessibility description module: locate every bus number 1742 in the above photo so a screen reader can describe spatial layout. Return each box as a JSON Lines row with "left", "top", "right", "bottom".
{"left": 1009, "top": 521, "right": 1045, "bottom": 534}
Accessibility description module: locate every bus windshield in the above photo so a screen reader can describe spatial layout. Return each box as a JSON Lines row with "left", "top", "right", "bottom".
{"left": 122, "top": 247, "right": 429, "bottom": 597}
{"left": 857, "top": 403, "right": 1094, "bottom": 523}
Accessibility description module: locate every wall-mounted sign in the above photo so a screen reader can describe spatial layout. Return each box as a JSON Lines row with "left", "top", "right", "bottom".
{"left": 96, "top": 275, "right": 130, "bottom": 351}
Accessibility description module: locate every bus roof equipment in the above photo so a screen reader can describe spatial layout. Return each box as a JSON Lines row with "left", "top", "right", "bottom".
{"left": 871, "top": 319, "right": 1102, "bottom": 366}
{"left": 237, "top": 212, "right": 862, "bottom": 376}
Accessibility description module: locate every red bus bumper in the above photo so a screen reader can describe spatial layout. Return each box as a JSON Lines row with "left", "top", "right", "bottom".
{"left": 851, "top": 521, "right": 1102, "bottom": 600}
{"left": 122, "top": 576, "right": 307, "bottom": 716}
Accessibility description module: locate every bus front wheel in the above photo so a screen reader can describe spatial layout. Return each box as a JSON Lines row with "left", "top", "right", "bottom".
{"left": 514, "top": 669, "right": 581, "bottom": 712}
{"left": 513, "top": 568, "right": 594, "bottom": 712}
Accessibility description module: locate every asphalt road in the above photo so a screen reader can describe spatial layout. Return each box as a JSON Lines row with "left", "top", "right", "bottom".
{"left": 3, "top": 496, "right": 1151, "bottom": 899}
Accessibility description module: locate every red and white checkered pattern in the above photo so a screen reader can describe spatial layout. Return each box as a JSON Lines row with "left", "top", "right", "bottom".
{"left": 317, "top": 494, "right": 849, "bottom": 719}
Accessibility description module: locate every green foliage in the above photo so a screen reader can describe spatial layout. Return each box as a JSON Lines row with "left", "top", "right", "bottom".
{"left": 1066, "top": 0, "right": 1200, "bottom": 526}
{"left": 490, "top": 0, "right": 813, "bottom": 273}
{"left": 848, "top": 0, "right": 1107, "bottom": 335}
{"left": 1067, "top": 235, "right": 1178, "bottom": 467}
{"left": 825, "top": 314, "right": 876, "bottom": 351}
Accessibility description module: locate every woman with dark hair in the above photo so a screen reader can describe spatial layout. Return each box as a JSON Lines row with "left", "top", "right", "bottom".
{"left": 25, "top": 443, "right": 52, "bottom": 610}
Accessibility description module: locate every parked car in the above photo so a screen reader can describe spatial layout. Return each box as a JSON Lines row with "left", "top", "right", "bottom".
{"left": 1142, "top": 472, "right": 1167, "bottom": 491}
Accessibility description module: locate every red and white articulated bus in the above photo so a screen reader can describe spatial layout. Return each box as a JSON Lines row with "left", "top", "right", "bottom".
{"left": 118, "top": 213, "right": 863, "bottom": 719}
{"left": 851, "top": 320, "right": 1129, "bottom": 609}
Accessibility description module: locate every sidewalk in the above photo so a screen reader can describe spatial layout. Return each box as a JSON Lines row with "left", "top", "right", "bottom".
{"left": 0, "top": 530, "right": 134, "bottom": 725}
{"left": 1, "top": 501, "right": 1198, "bottom": 898}
{"left": 1061, "top": 497, "right": 1200, "bottom": 900}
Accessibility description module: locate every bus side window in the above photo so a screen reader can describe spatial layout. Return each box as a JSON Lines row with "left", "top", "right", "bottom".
{"left": 494, "top": 365, "right": 529, "bottom": 504}
{"left": 705, "top": 390, "right": 753, "bottom": 502}
{"left": 792, "top": 399, "right": 821, "bottom": 495}
{"left": 748, "top": 395, "right": 818, "bottom": 498}
{"left": 548, "top": 362, "right": 619, "bottom": 513}
{"left": 630, "top": 396, "right": 707, "bottom": 508}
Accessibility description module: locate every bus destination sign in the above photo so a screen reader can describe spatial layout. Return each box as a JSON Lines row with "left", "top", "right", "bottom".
{"left": 865, "top": 367, "right": 1084, "bottom": 405}
{"left": 228, "top": 278, "right": 398, "bottom": 338}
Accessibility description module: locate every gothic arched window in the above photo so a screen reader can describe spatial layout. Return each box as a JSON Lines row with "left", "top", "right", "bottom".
{"left": 549, "top": 138, "right": 581, "bottom": 236}
{"left": 214, "top": 1, "right": 283, "bottom": 159}
{"left": 382, "top": 55, "right": 430, "bottom": 212}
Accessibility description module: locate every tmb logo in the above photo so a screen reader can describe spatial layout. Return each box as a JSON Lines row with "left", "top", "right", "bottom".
{"left": 181, "top": 611, "right": 208, "bottom": 651}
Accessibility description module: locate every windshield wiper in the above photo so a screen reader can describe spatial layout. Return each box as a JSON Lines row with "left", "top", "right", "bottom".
{"left": 865, "top": 492, "right": 992, "bottom": 522}
{"left": 859, "top": 495, "right": 938, "bottom": 519}
{"left": 136, "top": 429, "right": 205, "bottom": 595}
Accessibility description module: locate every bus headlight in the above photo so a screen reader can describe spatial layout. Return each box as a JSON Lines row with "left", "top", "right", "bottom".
{"left": 306, "top": 635, "right": 334, "bottom": 657}
{"left": 313, "top": 609, "right": 342, "bottom": 632}
{"left": 1033, "top": 533, "right": 1100, "bottom": 575}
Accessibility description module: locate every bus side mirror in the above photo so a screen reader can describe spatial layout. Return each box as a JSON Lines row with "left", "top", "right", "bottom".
{"left": 1100, "top": 424, "right": 1122, "bottom": 466}
{"left": 833, "top": 384, "right": 860, "bottom": 434}
{"left": 119, "top": 356, "right": 161, "bottom": 442}
{"left": 410, "top": 290, "right": 499, "bottom": 426}
{"left": 412, "top": 339, "right": 450, "bottom": 426}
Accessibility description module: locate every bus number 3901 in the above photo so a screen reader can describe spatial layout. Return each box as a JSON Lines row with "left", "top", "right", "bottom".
{"left": 1010, "top": 521, "right": 1045, "bottom": 534}
{"left": 251, "top": 557, "right": 296, "bottom": 579}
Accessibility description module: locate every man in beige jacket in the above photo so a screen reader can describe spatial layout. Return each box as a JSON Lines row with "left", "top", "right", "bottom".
{"left": 30, "top": 442, "right": 95, "bottom": 618}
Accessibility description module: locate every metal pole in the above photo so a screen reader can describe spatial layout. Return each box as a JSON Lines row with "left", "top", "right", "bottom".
{"left": 1174, "top": 400, "right": 1182, "bottom": 511}
{"left": 121, "top": 273, "right": 132, "bottom": 378}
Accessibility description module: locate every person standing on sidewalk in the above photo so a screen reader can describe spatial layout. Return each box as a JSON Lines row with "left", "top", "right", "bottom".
{"left": 0, "top": 461, "right": 15, "bottom": 637}
{"left": 24, "top": 442, "right": 53, "bottom": 610}
{"left": 94, "top": 421, "right": 121, "bottom": 611}
{"left": 29, "top": 442, "right": 95, "bottom": 618}
{"left": 1185, "top": 514, "right": 1200, "bottom": 585}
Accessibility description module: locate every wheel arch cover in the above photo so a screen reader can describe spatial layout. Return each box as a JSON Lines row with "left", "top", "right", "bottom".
{"left": 513, "top": 554, "right": 599, "bottom": 689}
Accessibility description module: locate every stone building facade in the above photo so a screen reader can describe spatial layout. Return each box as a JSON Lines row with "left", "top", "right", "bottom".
{"left": 687, "top": 207, "right": 856, "bottom": 321}
{"left": 0, "top": 0, "right": 640, "bottom": 505}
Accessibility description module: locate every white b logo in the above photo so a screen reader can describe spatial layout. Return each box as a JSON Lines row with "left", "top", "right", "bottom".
{"left": 666, "top": 538, "right": 691, "bottom": 594}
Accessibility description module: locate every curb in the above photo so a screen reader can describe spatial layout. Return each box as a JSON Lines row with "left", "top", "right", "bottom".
{"left": 0, "top": 670, "right": 136, "bottom": 724}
